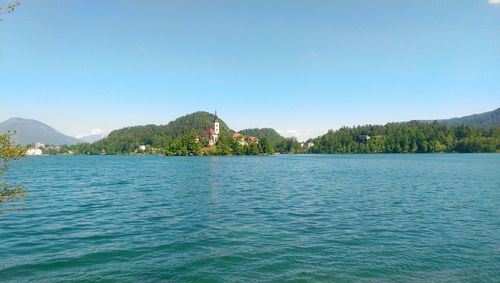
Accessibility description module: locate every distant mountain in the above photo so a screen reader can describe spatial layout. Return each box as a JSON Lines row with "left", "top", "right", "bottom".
{"left": 416, "top": 107, "right": 500, "bottom": 128}
{"left": 78, "top": 134, "right": 104, "bottom": 143}
{"left": 76, "top": 129, "right": 106, "bottom": 143}
{"left": 0, "top": 118, "right": 80, "bottom": 145}
{"left": 239, "top": 128, "right": 285, "bottom": 144}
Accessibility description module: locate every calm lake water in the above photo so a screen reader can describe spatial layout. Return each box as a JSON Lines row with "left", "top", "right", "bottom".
{"left": 1, "top": 154, "right": 499, "bottom": 282}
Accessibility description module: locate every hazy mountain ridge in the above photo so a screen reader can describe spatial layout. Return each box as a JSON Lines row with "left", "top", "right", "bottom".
{"left": 0, "top": 118, "right": 80, "bottom": 145}
{"left": 415, "top": 107, "right": 500, "bottom": 128}
{"left": 78, "top": 134, "right": 105, "bottom": 143}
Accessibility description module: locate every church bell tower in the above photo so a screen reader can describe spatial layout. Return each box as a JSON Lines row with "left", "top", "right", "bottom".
{"left": 214, "top": 110, "right": 220, "bottom": 135}
{"left": 213, "top": 110, "right": 219, "bottom": 143}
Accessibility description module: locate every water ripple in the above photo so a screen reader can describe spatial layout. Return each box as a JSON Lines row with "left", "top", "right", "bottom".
{"left": 0, "top": 154, "right": 499, "bottom": 282}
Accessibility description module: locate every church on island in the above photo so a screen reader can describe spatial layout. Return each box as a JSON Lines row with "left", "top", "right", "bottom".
{"left": 202, "top": 110, "right": 259, "bottom": 149}
{"left": 205, "top": 111, "right": 220, "bottom": 147}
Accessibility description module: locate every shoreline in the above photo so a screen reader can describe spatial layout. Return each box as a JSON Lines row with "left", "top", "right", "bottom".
{"left": 25, "top": 151, "right": 500, "bottom": 157}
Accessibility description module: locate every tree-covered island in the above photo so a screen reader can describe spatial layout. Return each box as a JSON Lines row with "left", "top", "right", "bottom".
{"left": 41, "top": 112, "right": 302, "bottom": 156}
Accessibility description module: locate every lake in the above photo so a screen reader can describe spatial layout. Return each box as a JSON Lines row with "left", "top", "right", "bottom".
{"left": 1, "top": 154, "right": 499, "bottom": 282}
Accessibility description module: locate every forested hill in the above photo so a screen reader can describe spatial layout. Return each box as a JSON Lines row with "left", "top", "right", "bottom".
{"left": 89, "top": 112, "right": 232, "bottom": 153}
{"left": 162, "top": 111, "right": 232, "bottom": 136}
{"left": 239, "top": 128, "right": 285, "bottom": 145}
{"left": 312, "top": 122, "right": 499, "bottom": 153}
{"left": 105, "top": 111, "right": 232, "bottom": 139}
{"left": 416, "top": 107, "right": 500, "bottom": 129}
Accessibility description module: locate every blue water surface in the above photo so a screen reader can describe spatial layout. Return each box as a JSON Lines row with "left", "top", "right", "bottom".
{"left": 1, "top": 154, "right": 499, "bottom": 282}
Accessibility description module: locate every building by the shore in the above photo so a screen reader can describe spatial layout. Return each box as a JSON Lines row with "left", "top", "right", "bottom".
{"left": 26, "top": 148, "right": 43, "bottom": 156}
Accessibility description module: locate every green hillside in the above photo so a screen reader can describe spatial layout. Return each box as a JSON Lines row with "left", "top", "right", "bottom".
{"left": 312, "top": 122, "right": 500, "bottom": 153}
{"left": 162, "top": 111, "right": 232, "bottom": 136}
{"left": 239, "top": 128, "right": 285, "bottom": 145}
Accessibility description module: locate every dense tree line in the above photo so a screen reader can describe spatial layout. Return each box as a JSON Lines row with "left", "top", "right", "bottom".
{"left": 56, "top": 132, "right": 305, "bottom": 156}
{"left": 49, "top": 133, "right": 304, "bottom": 156}
{"left": 311, "top": 122, "right": 499, "bottom": 153}
{"left": 46, "top": 123, "right": 499, "bottom": 156}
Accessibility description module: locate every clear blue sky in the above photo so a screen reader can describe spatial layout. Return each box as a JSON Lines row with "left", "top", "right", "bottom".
{"left": 1, "top": 0, "right": 499, "bottom": 140}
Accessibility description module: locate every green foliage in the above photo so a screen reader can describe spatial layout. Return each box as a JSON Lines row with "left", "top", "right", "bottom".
{"left": 211, "top": 134, "right": 275, "bottom": 156}
{"left": 214, "top": 134, "right": 235, "bottom": 155}
{"left": 454, "top": 137, "right": 498, "bottom": 153}
{"left": 0, "top": 0, "right": 20, "bottom": 15}
{"left": 276, "top": 137, "right": 303, "bottom": 154}
{"left": 0, "top": 183, "right": 27, "bottom": 204}
{"left": 0, "top": 131, "right": 26, "bottom": 175}
{"left": 161, "top": 132, "right": 204, "bottom": 156}
{"left": 258, "top": 137, "right": 274, "bottom": 154}
{"left": 0, "top": 131, "right": 27, "bottom": 205}
{"left": 311, "top": 123, "right": 500, "bottom": 154}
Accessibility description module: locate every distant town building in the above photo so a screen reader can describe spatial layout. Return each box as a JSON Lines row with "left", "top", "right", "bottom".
{"left": 26, "top": 148, "right": 43, "bottom": 156}
{"left": 300, "top": 141, "right": 315, "bottom": 149}
{"left": 358, "top": 134, "right": 371, "bottom": 142}
{"left": 232, "top": 133, "right": 246, "bottom": 146}
{"left": 138, "top": 145, "right": 146, "bottom": 151}
{"left": 247, "top": 136, "right": 259, "bottom": 144}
